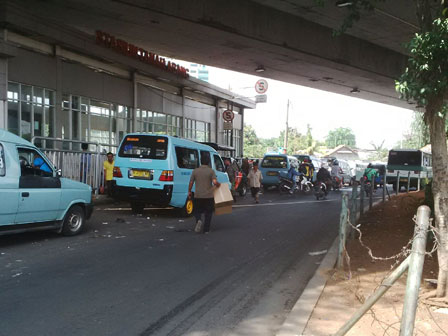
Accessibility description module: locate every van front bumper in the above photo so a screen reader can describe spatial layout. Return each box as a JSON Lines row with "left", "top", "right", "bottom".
{"left": 112, "top": 183, "right": 173, "bottom": 206}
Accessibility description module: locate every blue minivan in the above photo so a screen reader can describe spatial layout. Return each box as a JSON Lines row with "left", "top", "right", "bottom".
{"left": 259, "top": 154, "right": 299, "bottom": 187}
{"left": 112, "top": 134, "right": 230, "bottom": 214}
{"left": 0, "top": 129, "right": 93, "bottom": 236}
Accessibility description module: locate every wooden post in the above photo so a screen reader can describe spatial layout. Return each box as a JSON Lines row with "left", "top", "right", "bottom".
{"left": 396, "top": 171, "right": 400, "bottom": 195}
{"left": 360, "top": 177, "right": 364, "bottom": 216}
{"left": 349, "top": 182, "right": 358, "bottom": 239}
{"left": 369, "top": 174, "right": 374, "bottom": 210}
{"left": 407, "top": 171, "right": 411, "bottom": 193}
{"left": 337, "top": 192, "right": 349, "bottom": 268}
{"left": 400, "top": 206, "right": 431, "bottom": 335}
{"left": 382, "top": 173, "right": 386, "bottom": 202}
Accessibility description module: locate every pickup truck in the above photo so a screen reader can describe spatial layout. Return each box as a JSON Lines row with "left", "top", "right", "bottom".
{"left": 0, "top": 129, "right": 93, "bottom": 236}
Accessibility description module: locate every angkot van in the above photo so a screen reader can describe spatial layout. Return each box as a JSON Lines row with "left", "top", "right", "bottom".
{"left": 112, "top": 134, "right": 230, "bottom": 214}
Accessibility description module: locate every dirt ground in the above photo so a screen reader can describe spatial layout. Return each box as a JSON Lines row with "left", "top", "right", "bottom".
{"left": 303, "top": 191, "right": 448, "bottom": 336}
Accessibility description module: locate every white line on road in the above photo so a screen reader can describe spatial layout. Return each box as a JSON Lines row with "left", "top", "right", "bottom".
{"left": 98, "top": 199, "right": 337, "bottom": 211}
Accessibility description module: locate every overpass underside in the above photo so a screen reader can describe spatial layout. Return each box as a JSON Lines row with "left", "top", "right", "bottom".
{"left": 1, "top": 0, "right": 417, "bottom": 109}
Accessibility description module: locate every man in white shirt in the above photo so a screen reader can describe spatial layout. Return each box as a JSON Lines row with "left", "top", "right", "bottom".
{"left": 248, "top": 161, "right": 263, "bottom": 203}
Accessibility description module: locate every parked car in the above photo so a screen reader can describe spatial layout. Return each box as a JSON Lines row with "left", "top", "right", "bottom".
{"left": 259, "top": 154, "right": 299, "bottom": 188}
{"left": 337, "top": 159, "right": 354, "bottom": 185}
{"left": 112, "top": 134, "right": 230, "bottom": 215}
{"left": 0, "top": 129, "right": 93, "bottom": 236}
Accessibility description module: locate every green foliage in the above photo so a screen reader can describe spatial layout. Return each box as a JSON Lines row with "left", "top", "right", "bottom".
{"left": 368, "top": 140, "right": 388, "bottom": 161}
{"left": 396, "top": 18, "right": 448, "bottom": 112}
{"left": 243, "top": 124, "right": 321, "bottom": 157}
{"left": 325, "top": 127, "right": 356, "bottom": 148}
{"left": 399, "top": 111, "right": 431, "bottom": 149}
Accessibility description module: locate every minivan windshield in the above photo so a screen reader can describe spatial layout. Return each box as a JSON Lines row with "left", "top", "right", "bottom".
{"left": 261, "top": 156, "right": 287, "bottom": 169}
{"left": 119, "top": 135, "right": 168, "bottom": 159}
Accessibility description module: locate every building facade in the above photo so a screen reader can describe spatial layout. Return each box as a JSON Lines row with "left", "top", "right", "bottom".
{"left": 0, "top": 1, "right": 254, "bottom": 157}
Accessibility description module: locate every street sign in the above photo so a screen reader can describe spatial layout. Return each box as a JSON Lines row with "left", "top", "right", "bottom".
{"left": 255, "top": 94, "right": 267, "bottom": 103}
{"left": 255, "top": 79, "right": 268, "bottom": 94}
{"left": 223, "top": 121, "right": 233, "bottom": 130}
{"left": 222, "top": 109, "right": 235, "bottom": 122}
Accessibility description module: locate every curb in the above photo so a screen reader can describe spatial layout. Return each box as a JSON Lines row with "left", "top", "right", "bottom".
{"left": 276, "top": 238, "right": 339, "bottom": 336}
{"left": 276, "top": 197, "right": 385, "bottom": 336}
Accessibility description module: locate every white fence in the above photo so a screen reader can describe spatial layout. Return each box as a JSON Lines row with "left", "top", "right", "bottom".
{"left": 32, "top": 137, "right": 116, "bottom": 195}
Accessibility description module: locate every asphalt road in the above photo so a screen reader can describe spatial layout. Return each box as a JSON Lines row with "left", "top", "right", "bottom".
{"left": 0, "top": 189, "right": 343, "bottom": 336}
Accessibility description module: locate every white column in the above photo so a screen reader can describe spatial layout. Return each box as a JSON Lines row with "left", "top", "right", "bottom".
{"left": 0, "top": 58, "right": 7, "bottom": 130}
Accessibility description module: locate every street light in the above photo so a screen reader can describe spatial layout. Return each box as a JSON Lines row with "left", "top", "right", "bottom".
{"left": 336, "top": 1, "right": 354, "bottom": 7}
{"left": 255, "top": 66, "right": 265, "bottom": 73}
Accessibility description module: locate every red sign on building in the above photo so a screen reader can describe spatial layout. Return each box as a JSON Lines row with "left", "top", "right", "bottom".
{"left": 95, "top": 31, "right": 189, "bottom": 79}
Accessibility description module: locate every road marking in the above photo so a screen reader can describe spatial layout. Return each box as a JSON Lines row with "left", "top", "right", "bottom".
{"left": 233, "top": 199, "right": 337, "bottom": 208}
{"left": 98, "top": 199, "right": 337, "bottom": 211}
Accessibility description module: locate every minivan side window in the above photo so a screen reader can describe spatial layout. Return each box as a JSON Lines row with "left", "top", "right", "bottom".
{"left": 213, "top": 155, "right": 225, "bottom": 172}
{"left": 17, "top": 147, "right": 53, "bottom": 177}
{"left": 0, "top": 144, "right": 5, "bottom": 176}
{"left": 175, "top": 147, "right": 199, "bottom": 169}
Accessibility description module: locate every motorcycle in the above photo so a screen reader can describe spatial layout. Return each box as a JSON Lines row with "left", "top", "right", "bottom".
{"left": 331, "top": 176, "right": 343, "bottom": 191}
{"left": 279, "top": 174, "right": 300, "bottom": 195}
{"left": 314, "top": 181, "right": 328, "bottom": 200}
{"left": 299, "top": 175, "right": 313, "bottom": 194}
{"left": 362, "top": 176, "right": 372, "bottom": 197}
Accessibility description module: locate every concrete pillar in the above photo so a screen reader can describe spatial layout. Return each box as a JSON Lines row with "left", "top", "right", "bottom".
{"left": 54, "top": 55, "right": 63, "bottom": 140}
{"left": 0, "top": 57, "right": 7, "bottom": 129}
{"left": 132, "top": 72, "right": 138, "bottom": 133}
{"left": 181, "top": 87, "right": 185, "bottom": 138}
{"left": 215, "top": 98, "right": 219, "bottom": 143}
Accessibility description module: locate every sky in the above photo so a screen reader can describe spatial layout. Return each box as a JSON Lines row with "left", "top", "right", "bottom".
{"left": 175, "top": 60, "right": 414, "bottom": 150}
{"left": 207, "top": 67, "right": 414, "bottom": 150}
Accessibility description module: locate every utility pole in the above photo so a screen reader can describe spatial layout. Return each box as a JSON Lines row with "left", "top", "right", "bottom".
{"left": 284, "top": 99, "right": 290, "bottom": 151}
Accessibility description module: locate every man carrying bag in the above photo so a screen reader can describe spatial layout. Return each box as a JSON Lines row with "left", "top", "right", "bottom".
{"left": 188, "top": 155, "right": 221, "bottom": 234}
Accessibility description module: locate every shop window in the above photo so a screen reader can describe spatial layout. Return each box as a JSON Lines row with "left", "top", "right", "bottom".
{"left": 175, "top": 147, "right": 199, "bottom": 169}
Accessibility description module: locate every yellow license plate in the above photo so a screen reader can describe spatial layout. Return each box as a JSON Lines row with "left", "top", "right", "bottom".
{"left": 267, "top": 171, "right": 278, "bottom": 176}
{"left": 131, "top": 170, "right": 151, "bottom": 178}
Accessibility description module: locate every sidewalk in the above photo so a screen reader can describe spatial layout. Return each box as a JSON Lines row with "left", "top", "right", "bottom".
{"left": 301, "top": 191, "right": 447, "bottom": 335}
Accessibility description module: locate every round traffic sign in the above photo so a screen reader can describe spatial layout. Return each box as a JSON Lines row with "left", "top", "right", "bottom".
{"left": 222, "top": 109, "right": 235, "bottom": 122}
{"left": 255, "top": 79, "right": 268, "bottom": 94}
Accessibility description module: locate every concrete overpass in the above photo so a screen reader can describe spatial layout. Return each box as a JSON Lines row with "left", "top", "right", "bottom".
{"left": 1, "top": 0, "right": 419, "bottom": 108}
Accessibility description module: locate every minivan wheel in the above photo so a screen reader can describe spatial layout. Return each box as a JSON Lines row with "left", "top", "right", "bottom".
{"left": 180, "top": 198, "right": 194, "bottom": 217}
{"left": 131, "top": 202, "right": 145, "bottom": 214}
{"left": 62, "top": 205, "right": 85, "bottom": 236}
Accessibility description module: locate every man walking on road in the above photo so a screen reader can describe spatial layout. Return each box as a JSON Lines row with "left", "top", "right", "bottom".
{"left": 188, "top": 155, "right": 221, "bottom": 234}
{"left": 248, "top": 161, "right": 263, "bottom": 203}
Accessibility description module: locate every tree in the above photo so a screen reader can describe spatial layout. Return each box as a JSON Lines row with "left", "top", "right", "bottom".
{"left": 369, "top": 140, "right": 388, "bottom": 161}
{"left": 243, "top": 124, "right": 266, "bottom": 158}
{"left": 325, "top": 127, "right": 356, "bottom": 148}
{"left": 400, "top": 111, "right": 431, "bottom": 149}
{"left": 319, "top": 0, "right": 448, "bottom": 300}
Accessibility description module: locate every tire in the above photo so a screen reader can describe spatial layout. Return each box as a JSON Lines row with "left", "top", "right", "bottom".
{"left": 239, "top": 184, "right": 247, "bottom": 197}
{"left": 316, "top": 195, "right": 320, "bottom": 200}
{"left": 62, "top": 205, "right": 85, "bottom": 236}
{"left": 180, "top": 198, "right": 194, "bottom": 217}
{"left": 131, "top": 202, "right": 145, "bottom": 214}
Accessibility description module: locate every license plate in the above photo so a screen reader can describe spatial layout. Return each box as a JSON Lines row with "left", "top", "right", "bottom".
{"left": 130, "top": 169, "right": 152, "bottom": 179}
{"left": 267, "top": 171, "right": 278, "bottom": 176}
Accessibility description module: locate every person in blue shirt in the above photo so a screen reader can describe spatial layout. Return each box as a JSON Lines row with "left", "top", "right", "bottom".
{"left": 287, "top": 162, "right": 301, "bottom": 193}
{"left": 33, "top": 155, "right": 52, "bottom": 174}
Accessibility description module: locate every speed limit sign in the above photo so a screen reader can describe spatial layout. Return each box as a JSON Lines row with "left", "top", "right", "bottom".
{"left": 222, "top": 109, "right": 235, "bottom": 122}
{"left": 255, "top": 79, "right": 268, "bottom": 94}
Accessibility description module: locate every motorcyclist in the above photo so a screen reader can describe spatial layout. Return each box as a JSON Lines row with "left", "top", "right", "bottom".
{"left": 330, "top": 160, "right": 343, "bottom": 189}
{"left": 363, "top": 163, "right": 379, "bottom": 190}
{"left": 299, "top": 158, "right": 315, "bottom": 182}
{"left": 287, "top": 161, "right": 301, "bottom": 194}
{"left": 316, "top": 164, "right": 331, "bottom": 185}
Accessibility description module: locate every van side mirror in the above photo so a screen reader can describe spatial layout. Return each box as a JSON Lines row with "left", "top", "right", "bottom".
{"left": 56, "top": 168, "right": 62, "bottom": 178}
